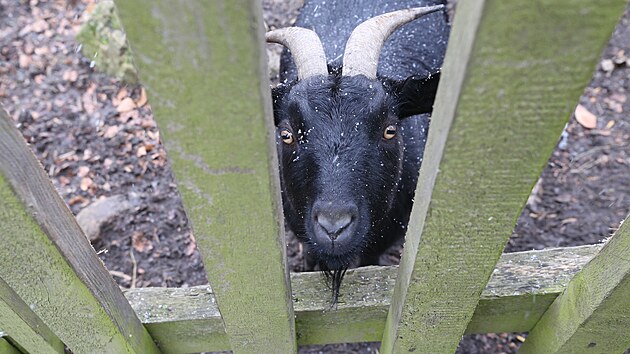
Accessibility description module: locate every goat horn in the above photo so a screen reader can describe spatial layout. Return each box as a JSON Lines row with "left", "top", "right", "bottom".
{"left": 266, "top": 27, "right": 329, "bottom": 80}
{"left": 342, "top": 5, "right": 445, "bottom": 79}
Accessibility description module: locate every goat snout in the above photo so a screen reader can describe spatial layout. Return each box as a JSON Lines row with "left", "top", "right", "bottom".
{"left": 312, "top": 201, "right": 358, "bottom": 246}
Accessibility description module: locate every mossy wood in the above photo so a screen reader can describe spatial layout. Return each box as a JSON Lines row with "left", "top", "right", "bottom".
{"left": 520, "top": 215, "right": 630, "bottom": 353}
{"left": 114, "top": 1, "right": 296, "bottom": 352}
{"left": 380, "top": 0, "right": 627, "bottom": 352}
{"left": 0, "top": 338, "right": 22, "bottom": 354}
{"left": 0, "top": 277, "right": 65, "bottom": 354}
{"left": 123, "top": 245, "right": 601, "bottom": 352}
{"left": 0, "top": 109, "right": 160, "bottom": 353}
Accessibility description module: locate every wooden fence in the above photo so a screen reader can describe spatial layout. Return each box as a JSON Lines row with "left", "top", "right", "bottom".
{"left": 0, "top": 0, "right": 628, "bottom": 353}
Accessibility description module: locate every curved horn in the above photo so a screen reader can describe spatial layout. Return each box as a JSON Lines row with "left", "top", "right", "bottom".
{"left": 266, "top": 27, "right": 329, "bottom": 80}
{"left": 342, "top": 5, "right": 445, "bottom": 79}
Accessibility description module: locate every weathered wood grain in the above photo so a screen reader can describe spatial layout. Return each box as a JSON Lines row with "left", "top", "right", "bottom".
{"left": 380, "top": 0, "right": 627, "bottom": 352}
{"left": 0, "top": 337, "right": 22, "bottom": 354}
{"left": 0, "top": 108, "right": 160, "bottom": 353}
{"left": 114, "top": 1, "right": 296, "bottom": 352}
{"left": 520, "top": 215, "right": 630, "bottom": 353}
{"left": 0, "top": 277, "right": 65, "bottom": 354}
{"left": 124, "top": 245, "right": 602, "bottom": 351}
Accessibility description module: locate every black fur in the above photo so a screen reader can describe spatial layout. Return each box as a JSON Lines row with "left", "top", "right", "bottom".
{"left": 272, "top": 0, "right": 449, "bottom": 303}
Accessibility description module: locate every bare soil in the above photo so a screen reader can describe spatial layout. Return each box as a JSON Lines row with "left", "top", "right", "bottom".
{"left": 1, "top": 0, "right": 628, "bottom": 353}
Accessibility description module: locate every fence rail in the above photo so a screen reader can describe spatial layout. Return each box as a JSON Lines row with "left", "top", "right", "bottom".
{"left": 0, "top": 0, "right": 628, "bottom": 353}
{"left": 381, "top": 0, "right": 628, "bottom": 352}
{"left": 113, "top": 0, "right": 296, "bottom": 352}
{"left": 119, "top": 244, "right": 602, "bottom": 352}
{"left": 0, "top": 108, "right": 159, "bottom": 353}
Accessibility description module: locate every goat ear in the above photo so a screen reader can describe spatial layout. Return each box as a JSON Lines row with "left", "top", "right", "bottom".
{"left": 393, "top": 70, "right": 441, "bottom": 118}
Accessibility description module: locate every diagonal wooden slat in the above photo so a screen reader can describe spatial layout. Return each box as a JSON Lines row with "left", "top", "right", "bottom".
{"left": 114, "top": 1, "right": 296, "bottom": 352}
{"left": 0, "top": 277, "right": 65, "bottom": 354}
{"left": 0, "top": 108, "right": 160, "bottom": 353}
{"left": 380, "top": 0, "right": 628, "bottom": 352}
{"left": 0, "top": 337, "right": 22, "bottom": 354}
{"left": 519, "top": 214, "right": 630, "bottom": 353}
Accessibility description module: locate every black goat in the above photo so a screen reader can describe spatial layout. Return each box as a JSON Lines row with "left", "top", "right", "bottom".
{"left": 267, "top": 0, "right": 449, "bottom": 303}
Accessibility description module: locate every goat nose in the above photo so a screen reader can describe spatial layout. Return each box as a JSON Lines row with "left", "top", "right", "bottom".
{"left": 317, "top": 213, "right": 352, "bottom": 236}
{"left": 313, "top": 202, "right": 358, "bottom": 240}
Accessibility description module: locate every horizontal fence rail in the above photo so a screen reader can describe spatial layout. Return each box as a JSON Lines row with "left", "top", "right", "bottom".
{"left": 114, "top": 0, "right": 297, "bottom": 352}
{"left": 381, "top": 0, "right": 628, "bottom": 352}
{"left": 0, "top": 108, "right": 160, "bottom": 353}
{"left": 122, "top": 244, "right": 602, "bottom": 352}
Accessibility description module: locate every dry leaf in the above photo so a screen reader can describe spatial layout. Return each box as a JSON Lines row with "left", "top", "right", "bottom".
{"left": 77, "top": 165, "right": 90, "bottom": 177}
{"left": 68, "top": 195, "right": 88, "bottom": 206}
{"left": 18, "top": 54, "right": 31, "bottom": 68}
{"left": 62, "top": 69, "right": 78, "bottom": 82}
{"left": 80, "top": 177, "right": 93, "bottom": 191}
{"left": 574, "top": 104, "right": 597, "bottom": 129}
{"left": 82, "top": 83, "right": 98, "bottom": 115}
{"left": 103, "top": 125, "right": 119, "bottom": 139}
{"left": 601, "top": 59, "right": 615, "bottom": 72}
{"left": 30, "top": 19, "right": 49, "bottom": 33}
{"left": 116, "top": 97, "right": 136, "bottom": 113}
{"left": 116, "top": 87, "right": 128, "bottom": 102}
{"left": 135, "top": 87, "right": 148, "bottom": 107}
{"left": 132, "top": 231, "right": 153, "bottom": 252}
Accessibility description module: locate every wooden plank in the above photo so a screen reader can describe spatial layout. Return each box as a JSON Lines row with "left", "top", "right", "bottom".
{"left": 519, "top": 215, "right": 630, "bottom": 353}
{"left": 0, "top": 337, "right": 22, "bottom": 354}
{"left": 113, "top": 1, "right": 296, "bottom": 352}
{"left": 0, "top": 109, "right": 160, "bottom": 353}
{"left": 380, "top": 0, "right": 627, "bottom": 352}
{"left": 0, "top": 277, "right": 65, "bottom": 354}
{"left": 123, "top": 245, "right": 602, "bottom": 351}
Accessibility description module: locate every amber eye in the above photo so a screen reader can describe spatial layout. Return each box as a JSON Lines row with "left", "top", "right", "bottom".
{"left": 280, "top": 129, "right": 294, "bottom": 144}
{"left": 383, "top": 125, "right": 397, "bottom": 140}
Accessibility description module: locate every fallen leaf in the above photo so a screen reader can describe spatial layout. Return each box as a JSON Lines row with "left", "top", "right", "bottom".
{"left": 80, "top": 177, "right": 93, "bottom": 191}
{"left": 18, "top": 54, "right": 31, "bottom": 68}
{"left": 103, "top": 125, "right": 119, "bottom": 139}
{"left": 116, "top": 97, "right": 136, "bottom": 113}
{"left": 135, "top": 87, "right": 148, "bottom": 107}
{"left": 82, "top": 83, "right": 98, "bottom": 114}
{"left": 68, "top": 195, "right": 88, "bottom": 206}
{"left": 601, "top": 59, "right": 614, "bottom": 72}
{"left": 574, "top": 104, "right": 597, "bottom": 129}
{"left": 132, "top": 231, "right": 153, "bottom": 252}
{"left": 62, "top": 69, "right": 78, "bottom": 82}
{"left": 77, "top": 165, "right": 90, "bottom": 177}
{"left": 30, "top": 19, "right": 49, "bottom": 33}
{"left": 116, "top": 87, "right": 128, "bottom": 102}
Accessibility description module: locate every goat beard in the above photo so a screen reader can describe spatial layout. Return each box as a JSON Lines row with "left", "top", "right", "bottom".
{"left": 322, "top": 267, "right": 348, "bottom": 306}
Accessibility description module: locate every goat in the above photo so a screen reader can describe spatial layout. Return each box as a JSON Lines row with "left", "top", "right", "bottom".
{"left": 267, "top": 0, "right": 449, "bottom": 303}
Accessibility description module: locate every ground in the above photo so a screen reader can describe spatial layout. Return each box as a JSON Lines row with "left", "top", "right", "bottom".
{"left": 0, "top": 0, "right": 629, "bottom": 353}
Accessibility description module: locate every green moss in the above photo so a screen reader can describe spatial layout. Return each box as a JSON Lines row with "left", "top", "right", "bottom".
{"left": 75, "top": 0, "right": 138, "bottom": 84}
{"left": 383, "top": 0, "right": 627, "bottom": 352}
{"left": 114, "top": 1, "right": 296, "bottom": 352}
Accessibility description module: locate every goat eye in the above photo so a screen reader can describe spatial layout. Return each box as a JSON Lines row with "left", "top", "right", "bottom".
{"left": 383, "top": 125, "right": 397, "bottom": 140}
{"left": 280, "top": 129, "right": 294, "bottom": 144}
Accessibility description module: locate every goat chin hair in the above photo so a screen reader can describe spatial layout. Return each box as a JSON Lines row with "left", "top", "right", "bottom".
{"left": 322, "top": 267, "right": 348, "bottom": 307}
